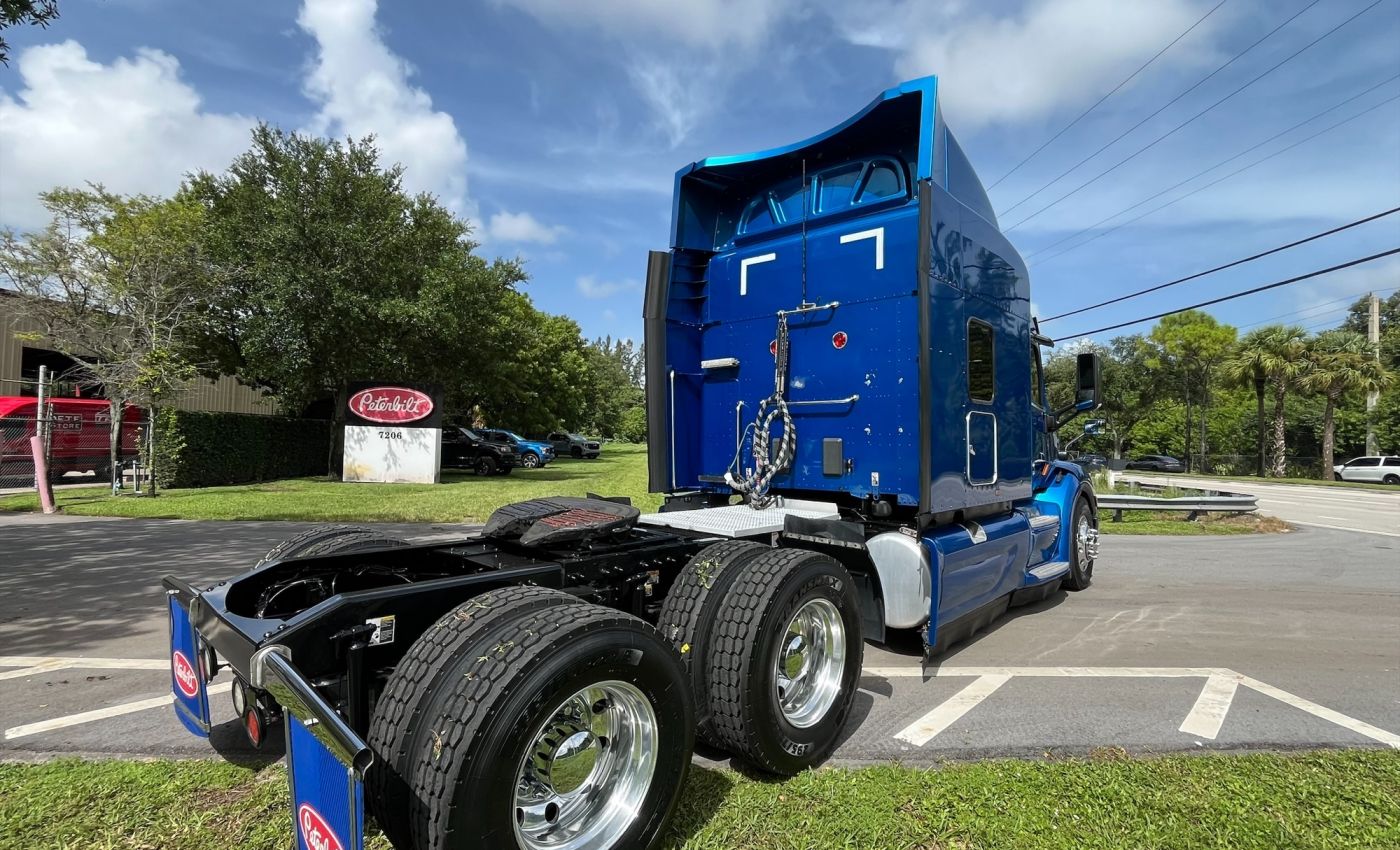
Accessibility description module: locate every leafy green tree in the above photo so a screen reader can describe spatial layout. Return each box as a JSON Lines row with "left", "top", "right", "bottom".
{"left": 181, "top": 125, "right": 522, "bottom": 471}
{"left": 1300, "top": 330, "right": 1393, "bottom": 477}
{"left": 0, "top": 0, "right": 59, "bottom": 65}
{"left": 1222, "top": 325, "right": 1308, "bottom": 477}
{"left": 472, "top": 295, "right": 593, "bottom": 434}
{"left": 579, "top": 336, "right": 643, "bottom": 438}
{"left": 1148, "top": 310, "right": 1236, "bottom": 472}
{"left": 0, "top": 186, "right": 208, "bottom": 492}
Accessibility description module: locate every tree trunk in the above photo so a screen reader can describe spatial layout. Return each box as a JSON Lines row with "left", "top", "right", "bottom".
{"left": 1270, "top": 382, "right": 1288, "bottom": 478}
{"left": 1182, "top": 374, "right": 1192, "bottom": 473}
{"left": 1254, "top": 373, "right": 1266, "bottom": 478}
{"left": 108, "top": 399, "right": 121, "bottom": 495}
{"left": 1199, "top": 372, "right": 1210, "bottom": 474}
{"left": 147, "top": 405, "right": 158, "bottom": 496}
{"left": 327, "top": 387, "right": 346, "bottom": 478}
{"left": 1320, "top": 391, "right": 1338, "bottom": 480}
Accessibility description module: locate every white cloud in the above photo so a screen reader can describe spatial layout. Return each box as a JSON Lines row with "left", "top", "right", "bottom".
{"left": 297, "top": 0, "right": 471, "bottom": 216}
{"left": 486, "top": 210, "right": 565, "bottom": 244}
{"left": 493, "top": 0, "right": 790, "bottom": 50}
{"left": 0, "top": 41, "right": 253, "bottom": 230}
{"left": 577, "top": 275, "right": 641, "bottom": 299}
{"left": 831, "top": 0, "right": 1218, "bottom": 129}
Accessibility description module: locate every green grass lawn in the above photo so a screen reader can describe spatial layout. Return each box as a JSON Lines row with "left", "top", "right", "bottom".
{"left": 0, "top": 444, "right": 1283, "bottom": 534}
{"left": 2, "top": 751, "right": 1396, "bottom": 850}
{"left": 0, "top": 444, "right": 660, "bottom": 523}
{"left": 1099, "top": 510, "right": 1291, "bottom": 536}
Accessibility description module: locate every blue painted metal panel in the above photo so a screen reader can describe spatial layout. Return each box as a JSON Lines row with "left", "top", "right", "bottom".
{"left": 656, "top": 78, "right": 1039, "bottom": 516}
{"left": 166, "top": 594, "right": 210, "bottom": 738}
{"left": 923, "top": 511, "right": 1031, "bottom": 635}
{"left": 1032, "top": 461, "right": 1090, "bottom": 565}
{"left": 288, "top": 715, "right": 365, "bottom": 850}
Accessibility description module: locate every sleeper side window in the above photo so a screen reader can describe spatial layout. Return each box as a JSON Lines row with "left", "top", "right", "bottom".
{"left": 968, "top": 320, "right": 995, "bottom": 404}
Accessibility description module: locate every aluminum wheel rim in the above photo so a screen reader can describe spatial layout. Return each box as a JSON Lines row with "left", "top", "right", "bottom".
{"left": 513, "top": 680, "right": 657, "bottom": 850}
{"left": 774, "top": 598, "right": 846, "bottom": 729}
{"left": 1077, "top": 514, "right": 1093, "bottom": 570}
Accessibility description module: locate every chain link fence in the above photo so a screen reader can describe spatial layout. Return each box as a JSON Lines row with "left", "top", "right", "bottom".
{"left": 1, "top": 376, "right": 143, "bottom": 490}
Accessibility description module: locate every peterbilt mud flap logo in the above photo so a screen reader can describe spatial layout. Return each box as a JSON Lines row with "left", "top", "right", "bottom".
{"left": 171, "top": 650, "right": 199, "bottom": 698}
{"left": 298, "top": 803, "right": 346, "bottom": 850}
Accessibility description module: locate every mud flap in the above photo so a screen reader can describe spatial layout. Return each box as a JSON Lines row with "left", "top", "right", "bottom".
{"left": 257, "top": 648, "right": 371, "bottom": 850}
{"left": 288, "top": 716, "right": 366, "bottom": 850}
{"left": 166, "top": 592, "right": 211, "bottom": 737}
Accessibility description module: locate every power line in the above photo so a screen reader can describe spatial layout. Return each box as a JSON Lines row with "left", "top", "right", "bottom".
{"left": 1055, "top": 248, "right": 1400, "bottom": 340}
{"left": 1042, "top": 207, "right": 1400, "bottom": 322}
{"left": 986, "top": 0, "right": 1229, "bottom": 191}
{"left": 1029, "top": 90, "right": 1400, "bottom": 267}
{"left": 997, "top": 0, "right": 1323, "bottom": 218}
{"left": 1238, "top": 285, "right": 1398, "bottom": 331}
{"left": 1005, "top": 0, "right": 1386, "bottom": 232}
{"left": 1026, "top": 74, "right": 1400, "bottom": 263}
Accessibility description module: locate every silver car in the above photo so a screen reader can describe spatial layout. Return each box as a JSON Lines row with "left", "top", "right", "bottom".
{"left": 1333, "top": 456, "right": 1400, "bottom": 485}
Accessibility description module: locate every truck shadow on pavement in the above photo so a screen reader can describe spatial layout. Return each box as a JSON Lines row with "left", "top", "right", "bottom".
{"left": 0, "top": 517, "right": 331, "bottom": 657}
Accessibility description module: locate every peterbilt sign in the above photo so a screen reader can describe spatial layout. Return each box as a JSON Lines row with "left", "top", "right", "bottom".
{"left": 343, "top": 381, "right": 442, "bottom": 428}
{"left": 347, "top": 386, "right": 433, "bottom": 424}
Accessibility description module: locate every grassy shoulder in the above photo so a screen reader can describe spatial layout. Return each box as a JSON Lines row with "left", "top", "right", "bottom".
{"left": 2, "top": 751, "right": 1397, "bottom": 850}
{"left": 1099, "top": 510, "right": 1291, "bottom": 536}
{"left": 0, "top": 444, "right": 659, "bottom": 523}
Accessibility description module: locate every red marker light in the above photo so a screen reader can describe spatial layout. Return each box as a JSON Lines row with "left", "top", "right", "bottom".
{"left": 832, "top": 331, "right": 848, "bottom": 350}
{"left": 769, "top": 339, "right": 778, "bottom": 357}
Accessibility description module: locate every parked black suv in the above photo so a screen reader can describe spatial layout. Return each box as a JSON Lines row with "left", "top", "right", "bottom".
{"left": 442, "top": 427, "right": 519, "bottom": 475}
{"left": 547, "top": 431, "right": 602, "bottom": 459}
{"left": 1125, "top": 454, "right": 1185, "bottom": 473}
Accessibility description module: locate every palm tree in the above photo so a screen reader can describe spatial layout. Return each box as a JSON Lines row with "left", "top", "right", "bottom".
{"left": 1301, "top": 330, "right": 1394, "bottom": 479}
{"left": 1223, "top": 325, "right": 1308, "bottom": 477}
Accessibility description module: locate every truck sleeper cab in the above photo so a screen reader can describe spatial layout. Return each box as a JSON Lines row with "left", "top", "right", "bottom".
{"left": 162, "top": 77, "right": 1101, "bottom": 850}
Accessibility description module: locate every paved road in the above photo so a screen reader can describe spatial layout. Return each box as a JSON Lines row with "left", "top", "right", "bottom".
{"left": 1, "top": 514, "right": 1397, "bottom": 766}
{"left": 1124, "top": 473, "right": 1399, "bottom": 537}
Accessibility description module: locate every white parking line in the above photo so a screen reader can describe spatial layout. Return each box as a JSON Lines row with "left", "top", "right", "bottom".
{"left": 865, "top": 665, "right": 1400, "bottom": 749}
{"left": 4, "top": 683, "right": 232, "bottom": 741}
{"left": 1179, "top": 673, "right": 1240, "bottom": 739}
{"left": 1237, "top": 675, "right": 1400, "bottom": 748}
{"left": 1292, "top": 521, "right": 1400, "bottom": 537}
{"left": 0, "top": 656, "right": 167, "bottom": 670}
{"left": 895, "top": 675, "right": 1009, "bottom": 746}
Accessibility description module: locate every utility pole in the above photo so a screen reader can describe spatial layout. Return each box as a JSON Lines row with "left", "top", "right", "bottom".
{"left": 1366, "top": 293, "right": 1380, "bottom": 456}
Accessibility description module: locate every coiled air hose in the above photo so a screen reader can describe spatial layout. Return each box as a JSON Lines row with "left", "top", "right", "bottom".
{"left": 726, "top": 312, "right": 796, "bottom": 509}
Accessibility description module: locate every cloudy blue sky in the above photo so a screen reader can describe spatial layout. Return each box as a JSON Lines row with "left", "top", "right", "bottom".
{"left": 2, "top": 0, "right": 1397, "bottom": 346}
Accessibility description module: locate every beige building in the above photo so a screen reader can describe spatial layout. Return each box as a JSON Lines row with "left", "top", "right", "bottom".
{"left": 1, "top": 291, "right": 278, "bottom": 415}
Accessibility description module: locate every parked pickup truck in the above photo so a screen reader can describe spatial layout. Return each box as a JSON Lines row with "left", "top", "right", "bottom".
{"left": 440, "top": 426, "right": 518, "bottom": 475}
{"left": 546, "top": 430, "right": 601, "bottom": 459}
{"left": 0, "top": 396, "right": 141, "bottom": 480}
{"left": 478, "top": 428, "right": 555, "bottom": 468}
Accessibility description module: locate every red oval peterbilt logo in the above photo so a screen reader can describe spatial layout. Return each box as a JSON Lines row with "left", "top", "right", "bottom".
{"left": 171, "top": 650, "right": 199, "bottom": 698}
{"left": 298, "top": 804, "right": 345, "bottom": 850}
{"left": 348, "top": 387, "right": 433, "bottom": 424}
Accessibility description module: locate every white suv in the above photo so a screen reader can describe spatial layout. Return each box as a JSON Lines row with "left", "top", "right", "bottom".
{"left": 1333, "top": 456, "right": 1400, "bottom": 484}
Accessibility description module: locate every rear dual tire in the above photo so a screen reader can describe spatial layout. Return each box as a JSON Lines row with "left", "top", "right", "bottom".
{"left": 369, "top": 587, "right": 693, "bottom": 850}
{"left": 660, "top": 544, "right": 863, "bottom": 776}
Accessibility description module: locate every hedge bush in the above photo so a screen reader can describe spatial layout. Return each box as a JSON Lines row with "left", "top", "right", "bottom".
{"left": 152, "top": 409, "right": 330, "bottom": 488}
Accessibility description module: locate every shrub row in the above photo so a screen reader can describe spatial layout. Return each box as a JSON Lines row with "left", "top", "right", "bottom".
{"left": 152, "top": 409, "right": 330, "bottom": 488}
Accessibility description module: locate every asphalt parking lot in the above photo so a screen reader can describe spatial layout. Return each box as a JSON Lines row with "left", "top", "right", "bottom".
{"left": 1, "top": 513, "right": 1397, "bottom": 764}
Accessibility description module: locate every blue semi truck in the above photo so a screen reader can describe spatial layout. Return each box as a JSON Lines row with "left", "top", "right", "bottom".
{"left": 162, "top": 77, "right": 1102, "bottom": 850}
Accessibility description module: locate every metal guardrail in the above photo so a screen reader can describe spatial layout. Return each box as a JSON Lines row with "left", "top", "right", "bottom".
{"left": 1097, "top": 492, "right": 1258, "bottom": 522}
